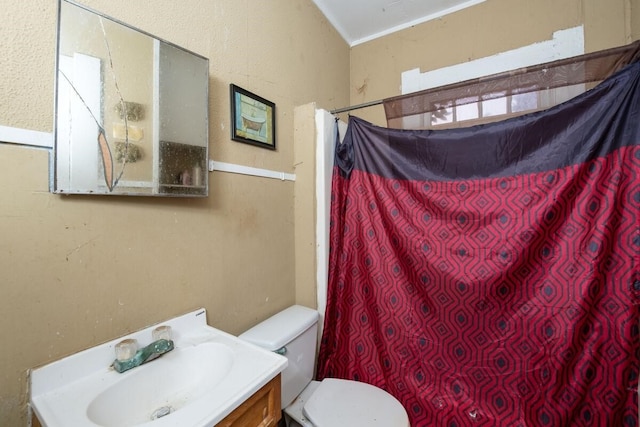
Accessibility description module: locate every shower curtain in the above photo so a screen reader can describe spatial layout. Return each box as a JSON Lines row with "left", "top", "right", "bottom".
{"left": 317, "top": 62, "right": 640, "bottom": 426}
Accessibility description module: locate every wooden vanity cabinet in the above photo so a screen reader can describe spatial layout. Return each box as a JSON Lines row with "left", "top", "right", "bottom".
{"left": 216, "top": 374, "right": 281, "bottom": 427}
{"left": 31, "top": 413, "right": 43, "bottom": 427}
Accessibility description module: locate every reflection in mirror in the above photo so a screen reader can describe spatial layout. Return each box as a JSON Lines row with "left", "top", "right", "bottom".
{"left": 53, "top": 0, "right": 209, "bottom": 196}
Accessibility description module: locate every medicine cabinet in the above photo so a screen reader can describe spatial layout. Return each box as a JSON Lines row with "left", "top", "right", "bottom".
{"left": 52, "top": 0, "right": 209, "bottom": 197}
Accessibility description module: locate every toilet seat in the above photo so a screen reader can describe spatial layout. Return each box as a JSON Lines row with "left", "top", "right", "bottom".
{"left": 302, "top": 378, "right": 409, "bottom": 427}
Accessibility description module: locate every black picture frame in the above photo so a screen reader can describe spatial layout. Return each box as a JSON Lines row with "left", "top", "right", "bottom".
{"left": 230, "top": 84, "right": 276, "bottom": 150}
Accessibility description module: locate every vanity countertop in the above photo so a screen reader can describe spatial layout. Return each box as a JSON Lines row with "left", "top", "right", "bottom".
{"left": 30, "top": 308, "right": 287, "bottom": 427}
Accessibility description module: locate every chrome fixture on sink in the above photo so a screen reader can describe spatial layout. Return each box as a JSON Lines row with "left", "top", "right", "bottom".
{"left": 112, "top": 326, "right": 174, "bottom": 373}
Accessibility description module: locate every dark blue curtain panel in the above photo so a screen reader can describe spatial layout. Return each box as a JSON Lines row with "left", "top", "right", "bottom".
{"left": 318, "top": 63, "right": 640, "bottom": 426}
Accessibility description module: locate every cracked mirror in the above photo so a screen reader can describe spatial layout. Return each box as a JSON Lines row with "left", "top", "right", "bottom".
{"left": 53, "top": 0, "right": 209, "bottom": 196}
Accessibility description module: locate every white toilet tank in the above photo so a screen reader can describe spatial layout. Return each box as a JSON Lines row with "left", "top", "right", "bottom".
{"left": 239, "top": 305, "right": 319, "bottom": 409}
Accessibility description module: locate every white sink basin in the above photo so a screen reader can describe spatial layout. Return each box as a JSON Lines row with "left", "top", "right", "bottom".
{"left": 87, "top": 343, "right": 234, "bottom": 426}
{"left": 30, "top": 309, "right": 287, "bottom": 427}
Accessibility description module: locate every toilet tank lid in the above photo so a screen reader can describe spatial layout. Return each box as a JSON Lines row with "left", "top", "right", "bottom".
{"left": 239, "top": 305, "right": 319, "bottom": 351}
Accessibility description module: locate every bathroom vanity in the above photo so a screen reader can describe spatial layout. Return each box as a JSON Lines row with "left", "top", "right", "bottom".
{"left": 31, "top": 375, "right": 281, "bottom": 427}
{"left": 30, "top": 309, "right": 287, "bottom": 427}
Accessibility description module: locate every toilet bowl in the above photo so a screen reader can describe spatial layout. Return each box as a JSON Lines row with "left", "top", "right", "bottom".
{"left": 239, "top": 305, "right": 409, "bottom": 427}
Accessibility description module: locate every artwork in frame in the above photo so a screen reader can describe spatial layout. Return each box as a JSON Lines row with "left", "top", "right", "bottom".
{"left": 230, "top": 84, "right": 276, "bottom": 150}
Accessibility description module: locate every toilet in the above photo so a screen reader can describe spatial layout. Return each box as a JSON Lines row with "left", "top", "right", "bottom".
{"left": 239, "top": 305, "right": 410, "bottom": 427}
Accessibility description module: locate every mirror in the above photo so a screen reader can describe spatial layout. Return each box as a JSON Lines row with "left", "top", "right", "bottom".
{"left": 53, "top": 0, "right": 209, "bottom": 196}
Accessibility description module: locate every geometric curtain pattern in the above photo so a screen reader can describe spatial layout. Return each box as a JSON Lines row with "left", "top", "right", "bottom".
{"left": 317, "top": 66, "right": 640, "bottom": 426}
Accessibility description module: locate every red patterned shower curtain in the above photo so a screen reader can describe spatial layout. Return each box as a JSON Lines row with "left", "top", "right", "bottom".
{"left": 317, "top": 63, "right": 640, "bottom": 426}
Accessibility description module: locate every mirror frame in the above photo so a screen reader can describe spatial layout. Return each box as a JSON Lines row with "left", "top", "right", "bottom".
{"left": 52, "top": 0, "right": 210, "bottom": 197}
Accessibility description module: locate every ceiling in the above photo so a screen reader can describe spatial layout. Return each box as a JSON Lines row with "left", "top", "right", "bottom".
{"left": 311, "top": 0, "right": 486, "bottom": 47}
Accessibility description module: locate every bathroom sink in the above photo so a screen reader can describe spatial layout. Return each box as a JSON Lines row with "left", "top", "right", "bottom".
{"left": 30, "top": 309, "right": 287, "bottom": 427}
{"left": 87, "top": 343, "right": 234, "bottom": 426}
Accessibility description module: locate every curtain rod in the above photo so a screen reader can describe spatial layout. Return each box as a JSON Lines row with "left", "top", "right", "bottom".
{"left": 330, "top": 99, "right": 384, "bottom": 114}
{"left": 330, "top": 41, "right": 640, "bottom": 117}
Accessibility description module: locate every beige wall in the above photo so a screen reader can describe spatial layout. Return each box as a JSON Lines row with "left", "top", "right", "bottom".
{"left": 0, "top": 1, "right": 349, "bottom": 425}
{"left": 349, "top": 0, "right": 639, "bottom": 125}
{"left": 293, "top": 103, "right": 319, "bottom": 309}
{"left": 633, "top": 0, "right": 640, "bottom": 41}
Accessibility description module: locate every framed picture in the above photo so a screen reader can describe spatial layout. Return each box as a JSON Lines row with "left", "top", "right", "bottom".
{"left": 230, "top": 84, "right": 276, "bottom": 150}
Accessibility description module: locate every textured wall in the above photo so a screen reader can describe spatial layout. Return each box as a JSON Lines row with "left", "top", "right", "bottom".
{"left": 0, "top": 1, "right": 349, "bottom": 425}
{"left": 349, "top": 0, "right": 638, "bottom": 125}
{"left": 633, "top": 0, "right": 640, "bottom": 41}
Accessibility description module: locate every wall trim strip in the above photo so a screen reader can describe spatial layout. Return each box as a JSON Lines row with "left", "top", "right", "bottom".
{"left": 0, "top": 125, "right": 54, "bottom": 148}
{"left": 0, "top": 126, "right": 294, "bottom": 182}
{"left": 209, "top": 160, "right": 295, "bottom": 182}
